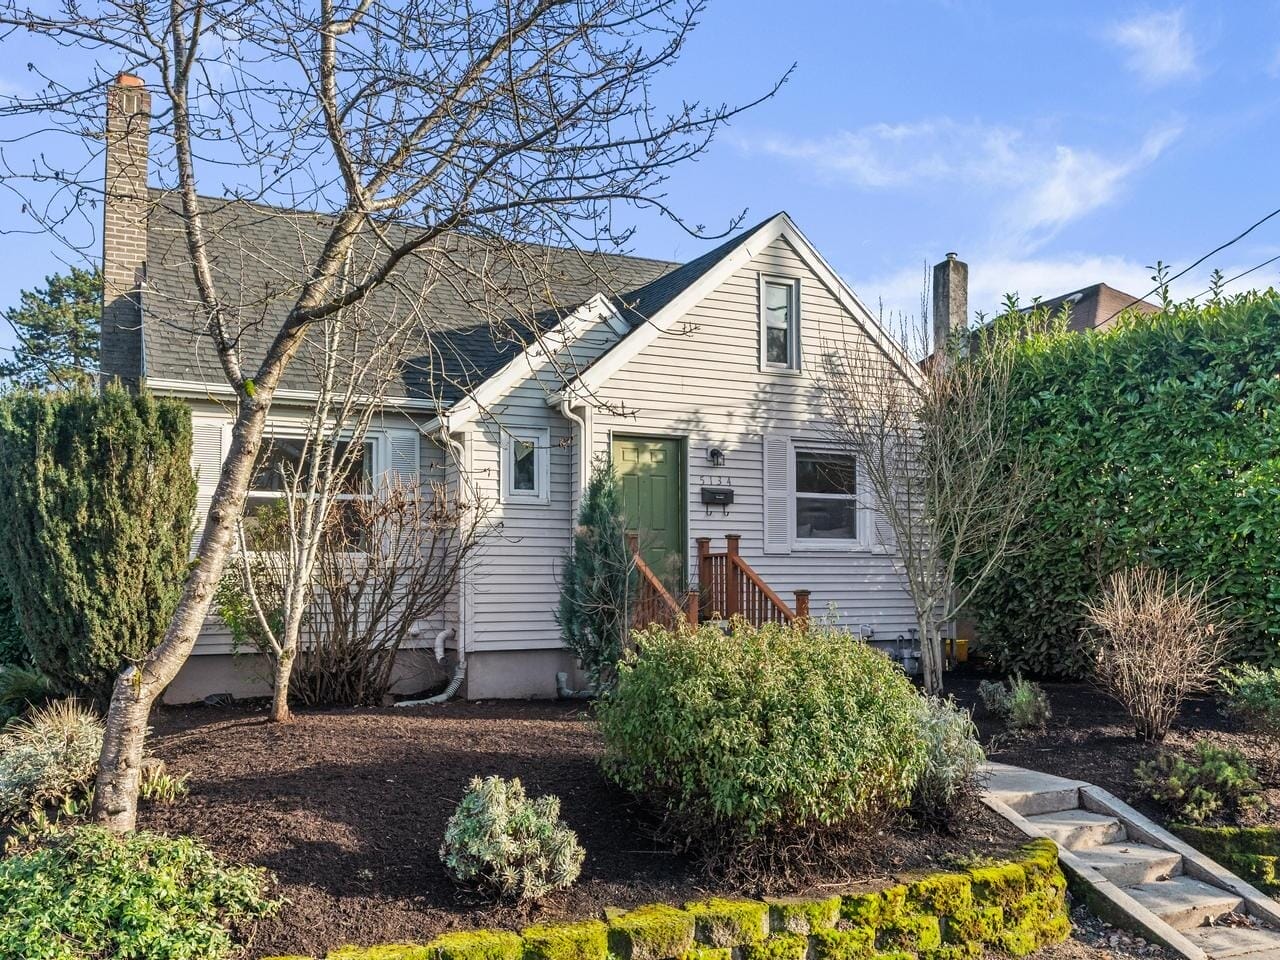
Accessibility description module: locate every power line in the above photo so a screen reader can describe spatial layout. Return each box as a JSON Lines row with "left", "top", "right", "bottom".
{"left": 1100, "top": 203, "right": 1280, "bottom": 324}
{"left": 1188, "top": 253, "right": 1280, "bottom": 302}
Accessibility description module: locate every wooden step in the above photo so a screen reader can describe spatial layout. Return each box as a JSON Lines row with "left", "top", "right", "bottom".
{"left": 1025, "top": 809, "right": 1126, "bottom": 850}
{"left": 1074, "top": 842, "right": 1183, "bottom": 886}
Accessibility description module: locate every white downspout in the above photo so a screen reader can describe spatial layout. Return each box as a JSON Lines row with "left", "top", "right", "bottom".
{"left": 396, "top": 429, "right": 470, "bottom": 707}
{"left": 558, "top": 397, "right": 590, "bottom": 509}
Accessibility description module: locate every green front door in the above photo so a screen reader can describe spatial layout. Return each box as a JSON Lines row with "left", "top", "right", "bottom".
{"left": 612, "top": 435, "right": 685, "bottom": 585}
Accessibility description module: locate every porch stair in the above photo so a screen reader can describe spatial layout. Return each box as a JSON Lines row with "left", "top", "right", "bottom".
{"left": 628, "top": 533, "right": 811, "bottom": 631}
{"left": 983, "top": 762, "right": 1280, "bottom": 960}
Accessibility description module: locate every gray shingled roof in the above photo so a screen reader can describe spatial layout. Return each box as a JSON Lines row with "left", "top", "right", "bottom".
{"left": 141, "top": 191, "right": 694, "bottom": 404}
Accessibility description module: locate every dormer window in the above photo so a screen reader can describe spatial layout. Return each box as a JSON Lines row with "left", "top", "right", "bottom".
{"left": 760, "top": 275, "right": 801, "bottom": 371}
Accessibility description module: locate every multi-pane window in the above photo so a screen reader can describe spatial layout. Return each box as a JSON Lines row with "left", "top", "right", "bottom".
{"left": 246, "top": 437, "right": 374, "bottom": 541}
{"left": 794, "top": 449, "right": 856, "bottom": 541}
{"left": 762, "top": 277, "right": 799, "bottom": 369}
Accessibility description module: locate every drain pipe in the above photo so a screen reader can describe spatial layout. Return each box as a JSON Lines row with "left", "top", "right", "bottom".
{"left": 396, "top": 429, "right": 471, "bottom": 707}
{"left": 556, "top": 398, "right": 592, "bottom": 698}
{"left": 555, "top": 671, "right": 595, "bottom": 700}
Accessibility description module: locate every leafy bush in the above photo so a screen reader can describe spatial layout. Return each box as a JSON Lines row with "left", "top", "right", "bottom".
{"left": 912, "top": 697, "right": 985, "bottom": 824}
{"left": 0, "top": 825, "right": 276, "bottom": 960}
{"left": 977, "top": 676, "right": 1050, "bottom": 732}
{"left": 0, "top": 572, "right": 27, "bottom": 668}
{"left": 557, "top": 458, "right": 633, "bottom": 690}
{"left": 1135, "top": 741, "right": 1265, "bottom": 824}
{"left": 0, "top": 664, "right": 56, "bottom": 725}
{"left": 0, "top": 699, "right": 102, "bottom": 820}
{"left": 1221, "top": 664, "right": 1280, "bottom": 739}
{"left": 598, "top": 620, "right": 928, "bottom": 874}
{"left": 0, "top": 385, "right": 195, "bottom": 702}
{"left": 964, "top": 293, "right": 1280, "bottom": 676}
{"left": 1085, "top": 567, "right": 1229, "bottom": 741}
{"left": 440, "top": 775, "right": 585, "bottom": 901}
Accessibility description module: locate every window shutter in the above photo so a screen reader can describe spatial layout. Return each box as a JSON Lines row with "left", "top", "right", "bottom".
{"left": 190, "top": 419, "right": 225, "bottom": 487}
{"left": 762, "top": 433, "right": 792, "bottom": 555}
{"left": 386, "top": 429, "right": 421, "bottom": 486}
{"left": 189, "top": 419, "right": 226, "bottom": 554}
{"left": 871, "top": 485, "right": 898, "bottom": 551}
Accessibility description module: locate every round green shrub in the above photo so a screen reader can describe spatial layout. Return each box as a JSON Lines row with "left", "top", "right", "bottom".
{"left": 0, "top": 825, "right": 276, "bottom": 959}
{"left": 440, "top": 775, "right": 585, "bottom": 901}
{"left": 598, "top": 620, "right": 928, "bottom": 860}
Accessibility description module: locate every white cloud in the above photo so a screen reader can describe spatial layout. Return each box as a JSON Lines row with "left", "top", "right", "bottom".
{"left": 750, "top": 120, "right": 1180, "bottom": 248}
{"left": 1108, "top": 9, "right": 1198, "bottom": 85}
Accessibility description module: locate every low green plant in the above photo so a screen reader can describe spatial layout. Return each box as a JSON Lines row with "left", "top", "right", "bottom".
{"left": 598, "top": 620, "right": 928, "bottom": 877}
{"left": 976, "top": 676, "right": 1050, "bottom": 732}
{"left": 0, "top": 699, "right": 102, "bottom": 821}
{"left": 440, "top": 775, "right": 585, "bottom": 901}
{"left": 1221, "top": 664, "right": 1280, "bottom": 739}
{"left": 0, "top": 825, "right": 277, "bottom": 959}
{"left": 139, "top": 763, "right": 190, "bottom": 804}
{"left": 912, "top": 697, "right": 985, "bottom": 825}
{"left": 1135, "top": 740, "right": 1265, "bottom": 824}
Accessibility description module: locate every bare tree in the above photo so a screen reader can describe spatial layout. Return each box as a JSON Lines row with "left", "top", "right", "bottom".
{"left": 817, "top": 313, "right": 1040, "bottom": 694}
{"left": 225, "top": 476, "right": 485, "bottom": 711}
{"left": 0, "top": 0, "right": 781, "bottom": 830}
{"left": 228, "top": 282, "right": 434, "bottom": 723}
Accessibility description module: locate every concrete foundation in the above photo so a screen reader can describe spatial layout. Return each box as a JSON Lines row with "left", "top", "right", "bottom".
{"left": 163, "top": 648, "right": 449, "bottom": 705}
{"left": 463, "top": 648, "right": 584, "bottom": 700}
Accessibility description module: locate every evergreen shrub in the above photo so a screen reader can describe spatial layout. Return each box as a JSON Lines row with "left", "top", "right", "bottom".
{"left": 965, "top": 292, "right": 1280, "bottom": 675}
{"left": 0, "top": 384, "right": 195, "bottom": 701}
{"left": 598, "top": 620, "right": 927, "bottom": 873}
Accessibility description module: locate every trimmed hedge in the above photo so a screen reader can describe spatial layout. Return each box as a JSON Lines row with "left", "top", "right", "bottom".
{"left": 967, "top": 293, "right": 1280, "bottom": 676}
{"left": 268, "top": 840, "right": 1070, "bottom": 960}
{"left": 1174, "top": 824, "right": 1280, "bottom": 893}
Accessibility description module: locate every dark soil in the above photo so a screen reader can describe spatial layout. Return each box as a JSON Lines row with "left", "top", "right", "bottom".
{"left": 141, "top": 699, "right": 1024, "bottom": 959}
{"left": 946, "top": 666, "right": 1280, "bottom": 824}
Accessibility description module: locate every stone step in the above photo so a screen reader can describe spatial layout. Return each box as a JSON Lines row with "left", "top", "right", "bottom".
{"left": 1126, "top": 876, "right": 1245, "bottom": 931}
{"left": 1184, "top": 925, "right": 1280, "bottom": 959}
{"left": 982, "top": 762, "right": 1086, "bottom": 816}
{"left": 1026, "top": 809, "right": 1127, "bottom": 850}
{"left": 1074, "top": 841, "right": 1184, "bottom": 886}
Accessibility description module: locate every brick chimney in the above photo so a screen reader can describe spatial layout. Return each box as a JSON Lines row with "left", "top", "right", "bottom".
{"left": 100, "top": 72, "right": 150, "bottom": 388}
{"left": 931, "top": 252, "right": 968, "bottom": 354}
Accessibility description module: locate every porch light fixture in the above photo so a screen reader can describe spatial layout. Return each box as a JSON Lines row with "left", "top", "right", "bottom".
{"left": 707, "top": 447, "right": 726, "bottom": 468}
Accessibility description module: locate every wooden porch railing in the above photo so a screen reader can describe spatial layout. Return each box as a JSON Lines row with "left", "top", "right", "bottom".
{"left": 696, "top": 534, "right": 810, "bottom": 626}
{"left": 626, "top": 533, "right": 685, "bottom": 630}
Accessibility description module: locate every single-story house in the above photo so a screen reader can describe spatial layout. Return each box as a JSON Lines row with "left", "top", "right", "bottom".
{"left": 98, "top": 75, "right": 939, "bottom": 702}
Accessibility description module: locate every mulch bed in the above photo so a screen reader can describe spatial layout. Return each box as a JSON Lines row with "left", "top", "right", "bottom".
{"left": 946, "top": 666, "right": 1280, "bottom": 824}
{"left": 140, "top": 698, "right": 1024, "bottom": 959}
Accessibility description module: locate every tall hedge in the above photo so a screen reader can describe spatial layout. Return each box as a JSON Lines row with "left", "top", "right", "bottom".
{"left": 969, "top": 292, "right": 1280, "bottom": 677}
{"left": 0, "top": 385, "right": 195, "bottom": 700}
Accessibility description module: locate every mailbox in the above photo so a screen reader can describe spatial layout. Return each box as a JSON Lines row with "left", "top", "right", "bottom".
{"left": 700, "top": 486, "right": 735, "bottom": 506}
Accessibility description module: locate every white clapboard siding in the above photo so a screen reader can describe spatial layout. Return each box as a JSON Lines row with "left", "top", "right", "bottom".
{"left": 587, "top": 232, "right": 919, "bottom": 637}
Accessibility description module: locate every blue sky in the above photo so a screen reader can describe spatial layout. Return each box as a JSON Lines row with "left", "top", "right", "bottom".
{"left": 1, "top": 0, "right": 1279, "bottom": 353}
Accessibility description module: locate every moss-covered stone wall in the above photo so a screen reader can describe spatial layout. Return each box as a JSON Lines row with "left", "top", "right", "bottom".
{"left": 267, "top": 841, "right": 1070, "bottom": 960}
{"left": 1174, "top": 825, "right": 1280, "bottom": 894}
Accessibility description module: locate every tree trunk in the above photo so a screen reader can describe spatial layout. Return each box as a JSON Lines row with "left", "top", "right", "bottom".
{"left": 920, "top": 617, "right": 945, "bottom": 696}
{"left": 92, "top": 397, "right": 267, "bottom": 832}
{"left": 270, "top": 655, "right": 292, "bottom": 722}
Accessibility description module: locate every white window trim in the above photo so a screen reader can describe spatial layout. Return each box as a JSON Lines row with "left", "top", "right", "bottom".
{"left": 789, "top": 441, "right": 871, "bottom": 552}
{"left": 759, "top": 274, "right": 802, "bottom": 373}
{"left": 501, "top": 426, "right": 551, "bottom": 505}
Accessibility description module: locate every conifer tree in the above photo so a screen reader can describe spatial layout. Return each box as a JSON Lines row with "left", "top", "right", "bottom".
{"left": 557, "top": 459, "right": 633, "bottom": 691}
{"left": 0, "top": 385, "right": 194, "bottom": 701}
{"left": 0, "top": 267, "right": 101, "bottom": 389}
